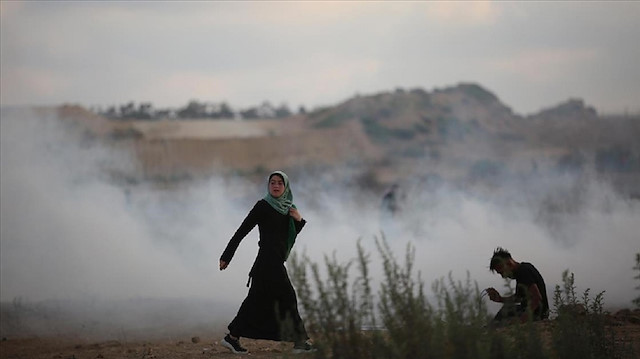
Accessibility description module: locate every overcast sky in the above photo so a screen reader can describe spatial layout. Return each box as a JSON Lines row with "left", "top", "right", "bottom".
{"left": 1, "top": 1, "right": 639, "bottom": 115}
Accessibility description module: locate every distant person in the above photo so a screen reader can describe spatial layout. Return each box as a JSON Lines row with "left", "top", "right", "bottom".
{"left": 380, "top": 183, "right": 404, "bottom": 238}
{"left": 485, "top": 247, "right": 549, "bottom": 325}
{"left": 219, "top": 171, "right": 316, "bottom": 354}
{"left": 381, "top": 183, "right": 402, "bottom": 217}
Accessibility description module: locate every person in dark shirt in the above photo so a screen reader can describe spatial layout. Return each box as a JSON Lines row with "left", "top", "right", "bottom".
{"left": 381, "top": 183, "right": 401, "bottom": 217}
{"left": 485, "top": 247, "right": 549, "bottom": 325}
{"left": 219, "top": 171, "right": 315, "bottom": 354}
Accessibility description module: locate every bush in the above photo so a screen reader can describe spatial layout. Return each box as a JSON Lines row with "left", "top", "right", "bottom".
{"left": 289, "top": 240, "right": 378, "bottom": 358}
{"left": 289, "top": 238, "right": 635, "bottom": 359}
{"left": 551, "top": 270, "right": 614, "bottom": 359}
{"left": 633, "top": 253, "right": 640, "bottom": 309}
{"left": 290, "top": 237, "right": 503, "bottom": 358}
{"left": 360, "top": 117, "right": 416, "bottom": 142}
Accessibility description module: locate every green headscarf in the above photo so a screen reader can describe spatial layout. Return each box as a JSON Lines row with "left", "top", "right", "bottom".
{"left": 264, "top": 171, "right": 298, "bottom": 260}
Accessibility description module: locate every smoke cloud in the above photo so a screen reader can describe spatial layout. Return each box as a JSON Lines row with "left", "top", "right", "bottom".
{"left": 1, "top": 108, "right": 638, "bottom": 339}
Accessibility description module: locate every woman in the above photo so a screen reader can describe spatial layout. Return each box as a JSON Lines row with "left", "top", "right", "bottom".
{"left": 219, "top": 171, "right": 315, "bottom": 354}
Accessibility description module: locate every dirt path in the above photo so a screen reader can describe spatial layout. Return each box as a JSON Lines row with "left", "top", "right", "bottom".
{"left": 0, "top": 334, "right": 307, "bottom": 359}
{"left": 2, "top": 313, "right": 639, "bottom": 359}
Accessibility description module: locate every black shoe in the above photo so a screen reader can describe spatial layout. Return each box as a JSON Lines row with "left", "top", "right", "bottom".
{"left": 222, "top": 334, "right": 248, "bottom": 354}
{"left": 293, "top": 339, "right": 317, "bottom": 354}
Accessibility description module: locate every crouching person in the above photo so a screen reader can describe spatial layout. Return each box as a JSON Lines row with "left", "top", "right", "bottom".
{"left": 486, "top": 247, "right": 549, "bottom": 326}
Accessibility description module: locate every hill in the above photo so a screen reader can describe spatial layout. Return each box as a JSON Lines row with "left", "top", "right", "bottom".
{"left": 52, "top": 83, "right": 640, "bottom": 196}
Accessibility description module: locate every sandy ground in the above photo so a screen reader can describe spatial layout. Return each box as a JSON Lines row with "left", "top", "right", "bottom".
{"left": 0, "top": 332, "right": 309, "bottom": 359}
{"left": 129, "top": 119, "right": 292, "bottom": 140}
{"left": 2, "top": 316, "right": 639, "bottom": 359}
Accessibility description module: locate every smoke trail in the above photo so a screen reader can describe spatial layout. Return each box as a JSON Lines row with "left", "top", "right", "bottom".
{"left": 1, "top": 107, "right": 638, "bottom": 339}
{"left": 295, "top": 171, "right": 639, "bottom": 310}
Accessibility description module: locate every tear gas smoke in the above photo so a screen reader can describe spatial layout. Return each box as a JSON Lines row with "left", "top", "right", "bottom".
{"left": 1, "top": 107, "right": 638, "bottom": 339}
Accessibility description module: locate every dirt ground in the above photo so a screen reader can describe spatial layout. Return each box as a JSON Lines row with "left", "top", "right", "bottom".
{"left": 2, "top": 315, "right": 639, "bottom": 359}
{"left": 0, "top": 332, "right": 307, "bottom": 359}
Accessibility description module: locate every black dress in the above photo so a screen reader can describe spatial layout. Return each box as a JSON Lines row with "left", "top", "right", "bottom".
{"left": 220, "top": 199, "right": 309, "bottom": 342}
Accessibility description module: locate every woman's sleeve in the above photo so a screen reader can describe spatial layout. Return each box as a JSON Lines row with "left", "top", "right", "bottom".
{"left": 220, "top": 202, "right": 261, "bottom": 263}
{"left": 294, "top": 218, "right": 306, "bottom": 234}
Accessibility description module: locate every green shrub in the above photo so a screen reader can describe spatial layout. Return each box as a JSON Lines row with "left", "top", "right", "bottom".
{"left": 289, "top": 239, "right": 634, "bottom": 359}
{"left": 289, "top": 240, "right": 379, "bottom": 358}
{"left": 551, "top": 270, "right": 617, "bottom": 359}
{"left": 437, "top": 116, "right": 467, "bottom": 139}
{"left": 634, "top": 253, "right": 640, "bottom": 309}
{"left": 314, "top": 111, "right": 354, "bottom": 128}
{"left": 459, "top": 84, "right": 499, "bottom": 104}
{"left": 360, "top": 117, "right": 416, "bottom": 142}
{"left": 290, "top": 237, "right": 499, "bottom": 359}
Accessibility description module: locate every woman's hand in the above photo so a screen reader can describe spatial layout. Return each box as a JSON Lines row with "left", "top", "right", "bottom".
{"left": 220, "top": 259, "right": 228, "bottom": 270}
{"left": 289, "top": 207, "right": 303, "bottom": 222}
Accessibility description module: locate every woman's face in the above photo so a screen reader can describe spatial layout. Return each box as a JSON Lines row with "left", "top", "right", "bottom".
{"left": 269, "top": 175, "right": 286, "bottom": 198}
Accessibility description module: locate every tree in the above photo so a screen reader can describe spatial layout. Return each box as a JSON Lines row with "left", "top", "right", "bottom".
{"left": 240, "top": 107, "right": 259, "bottom": 119}
{"left": 257, "top": 101, "right": 276, "bottom": 118}
{"left": 275, "top": 103, "right": 292, "bottom": 118}
{"left": 119, "top": 102, "right": 136, "bottom": 118}
{"left": 218, "top": 102, "right": 234, "bottom": 118}
{"left": 137, "top": 102, "right": 153, "bottom": 119}
{"left": 178, "top": 100, "right": 206, "bottom": 119}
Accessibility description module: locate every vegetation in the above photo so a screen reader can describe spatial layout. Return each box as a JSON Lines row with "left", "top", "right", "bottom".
{"left": 314, "top": 110, "right": 354, "bottom": 129}
{"left": 468, "top": 159, "right": 505, "bottom": 181}
{"left": 457, "top": 83, "right": 499, "bottom": 105}
{"left": 634, "top": 253, "right": 640, "bottom": 308}
{"left": 436, "top": 116, "right": 468, "bottom": 140}
{"left": 360, "top": 117, "right": 416, "bottom": 142}
{"left": 555, "top": 151, "right": 586, "bottom": 174}
{"left": 288, "top": 238, "right": 636, "bottom": 359}
{"left": 551, "top": 270, "right": 615, "bottom": 359}
{"left": 595, "top": 146, "right": 640, "bottom": 173}
{"left": 96, "top": 99, "right": 296, "bottom": 120}
{"left": 311, "top": 87, "right": 431, "bottom": 131}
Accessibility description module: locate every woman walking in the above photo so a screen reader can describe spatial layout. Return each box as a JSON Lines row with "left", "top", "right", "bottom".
{"left": 219, "top": 171, "right": 315, "bottom": 354}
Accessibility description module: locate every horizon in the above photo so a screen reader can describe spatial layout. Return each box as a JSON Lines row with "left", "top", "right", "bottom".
{"left": 4, "top": 82, "right": 638, "bottom": 119}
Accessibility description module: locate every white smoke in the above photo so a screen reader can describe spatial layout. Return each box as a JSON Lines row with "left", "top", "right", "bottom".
{"left": 1, "top": 107, "right": 638, "bottom": 339}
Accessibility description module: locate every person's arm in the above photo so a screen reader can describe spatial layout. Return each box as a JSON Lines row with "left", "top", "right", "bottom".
{"left": 519, "top": 283, "right": 543, "bottom": 323}
{"left": 289, "top": 207, "right": 302, "bottom": 221}
{"left": 289, "top": 207, "right": 306, "bottom": 233}
{"left": 486, "top": 287, "right": 515, "bottom": 303}
{"left": 219, "top": 202, "right": 261, "bottom": 270}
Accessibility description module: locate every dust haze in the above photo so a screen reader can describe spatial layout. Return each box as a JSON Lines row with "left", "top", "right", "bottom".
{"left": 1, "top": 108, "right": 638, "bottom": 339}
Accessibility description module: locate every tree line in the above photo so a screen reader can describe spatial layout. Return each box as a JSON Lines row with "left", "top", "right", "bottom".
{"left": 93, "top": 100, "right": 307, "bottom": 121}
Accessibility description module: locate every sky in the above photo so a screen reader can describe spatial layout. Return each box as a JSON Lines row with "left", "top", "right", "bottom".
{"left": 1, "top": 1, "right": 639, "bottom": 116}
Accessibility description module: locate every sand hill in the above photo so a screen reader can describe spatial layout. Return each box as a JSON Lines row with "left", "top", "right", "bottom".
{"left": 52, "top": 83, "right": 640, "bottom": 196}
